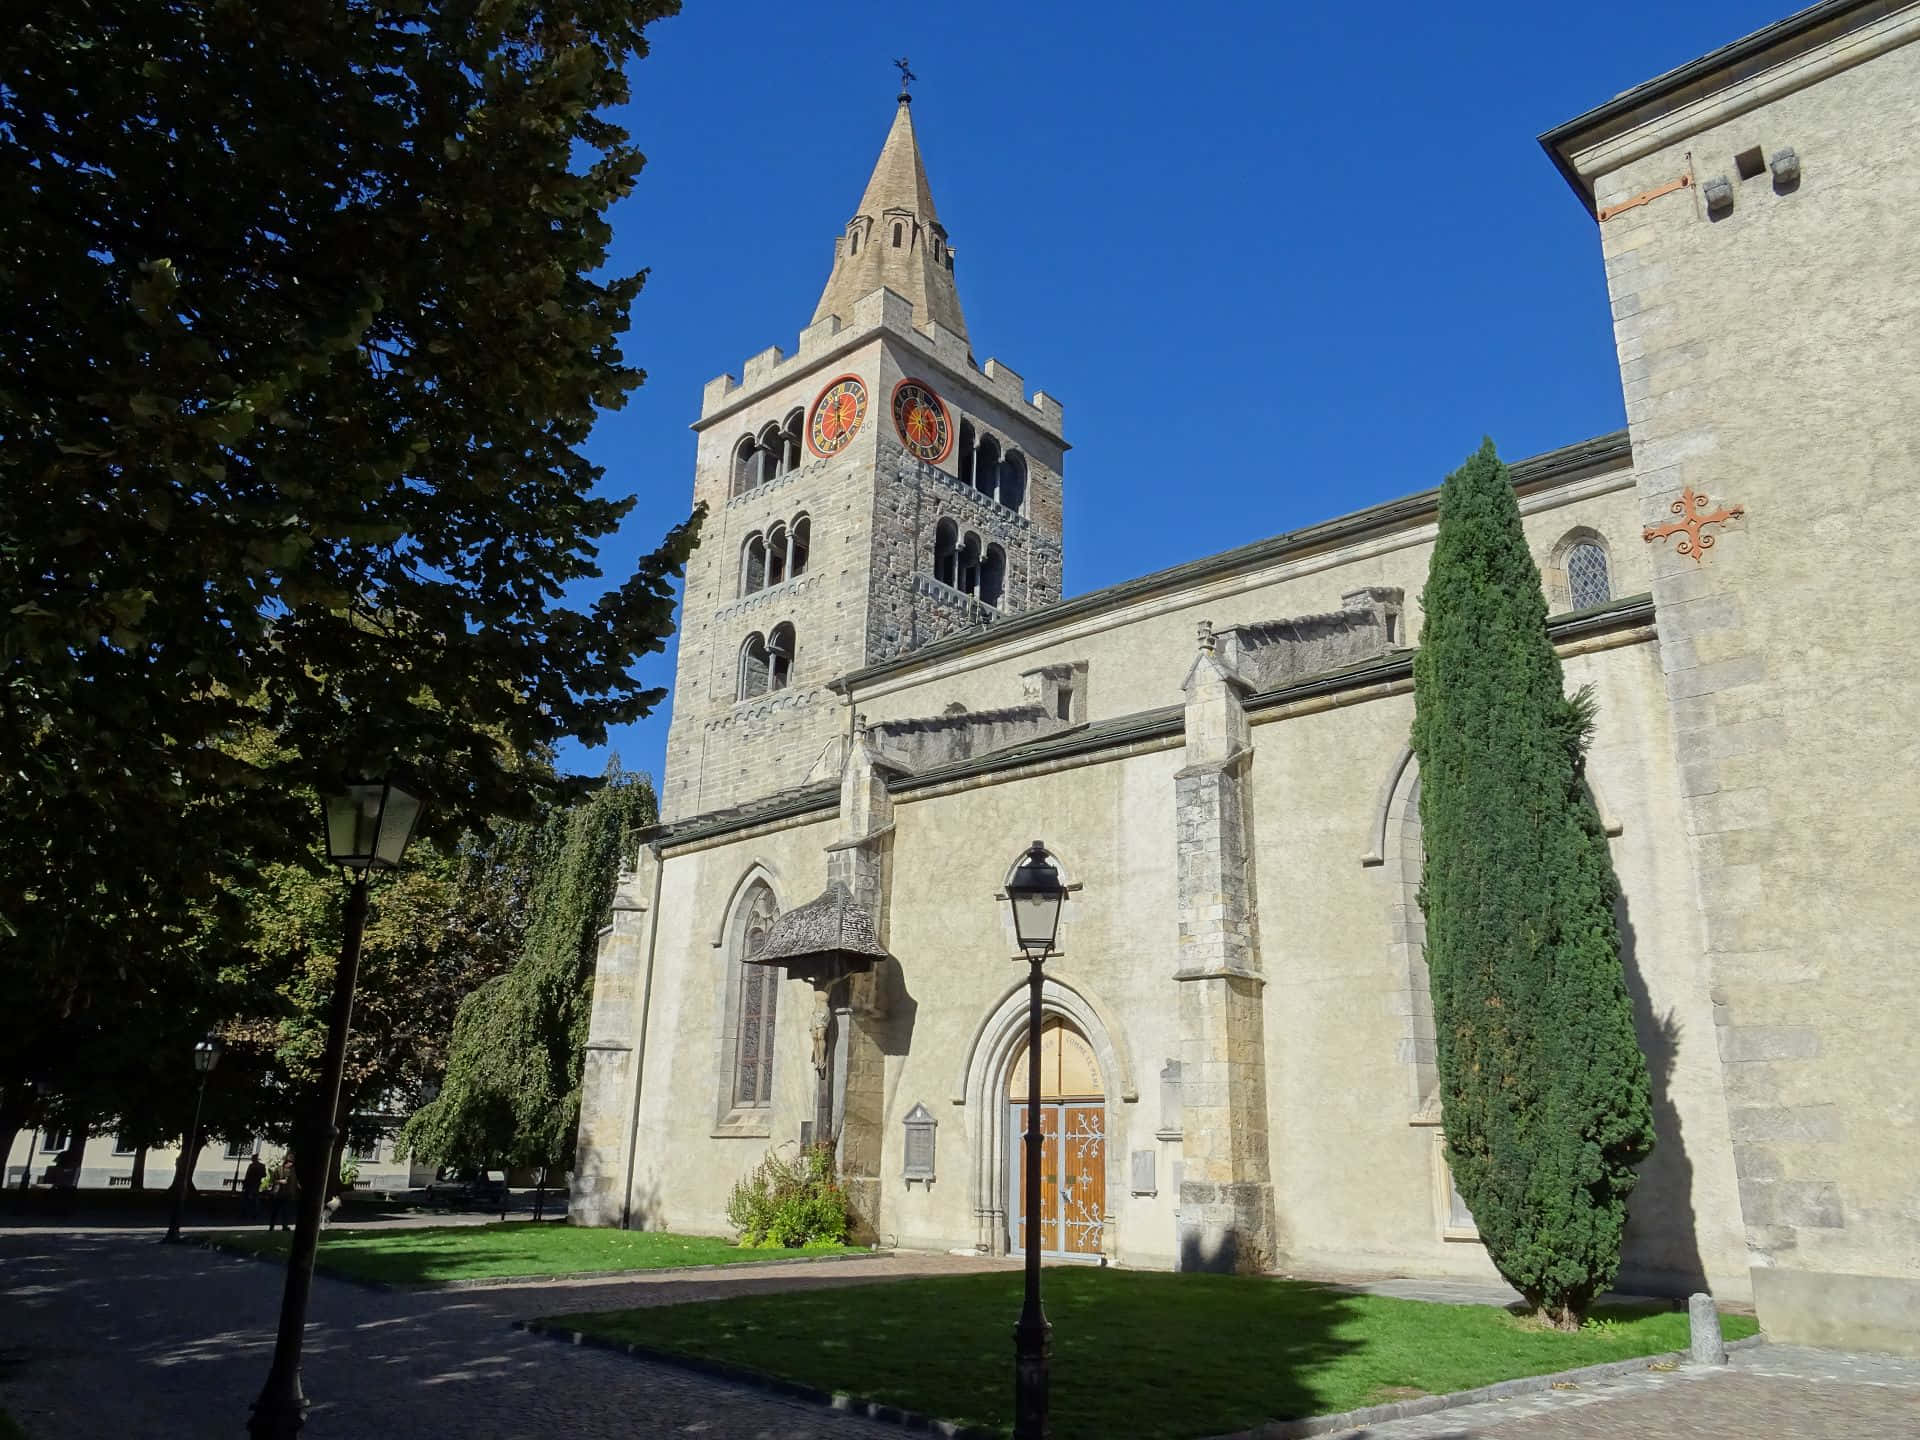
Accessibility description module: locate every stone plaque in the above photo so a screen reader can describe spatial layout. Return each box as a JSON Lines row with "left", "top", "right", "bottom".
{"left": 902, "top": 1102, "right": 936, "bottom": 1185}
{"left": 1130, "top": 1149, "right": 1157, "bottom": 1196}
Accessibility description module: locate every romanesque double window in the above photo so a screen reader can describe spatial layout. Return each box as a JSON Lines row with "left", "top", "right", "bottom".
{"left": 732, "top": 883, "right": 780, "bottom": 1109}
{"left": 737, "top": 622, "right": 796, "bottom": 701}
{"left": 740, "top": 514, "right": 811, "bottom": 596}
{"left": 955, "top": 421, "right": 1028, "bottom": 512}
{"left": 730, "top": 410, "right": 804, "bottom": 498}
{"left": 934, "top": 519, "right": 1006, "bottom": 608}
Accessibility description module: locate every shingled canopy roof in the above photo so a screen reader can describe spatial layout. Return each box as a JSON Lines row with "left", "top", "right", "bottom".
{"left": 748, "top": 881, "right": 890, "bottom": 985}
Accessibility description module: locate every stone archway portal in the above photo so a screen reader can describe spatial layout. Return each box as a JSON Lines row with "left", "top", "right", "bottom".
{"left": 1005, "top": 1018, "right": 1106, "bottom": 1257}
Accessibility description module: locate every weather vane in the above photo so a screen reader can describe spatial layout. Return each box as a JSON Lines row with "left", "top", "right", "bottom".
{"left": 894, "top": 55, "right": 916, "bottom": 100}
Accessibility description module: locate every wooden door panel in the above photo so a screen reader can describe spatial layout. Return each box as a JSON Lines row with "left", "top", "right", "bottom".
{"left": 1061, "top": 1103, "right": 1104, "bottom": 1255}
{"left": 1014, "top": 1104, "right": 1062, "bottom": 1254}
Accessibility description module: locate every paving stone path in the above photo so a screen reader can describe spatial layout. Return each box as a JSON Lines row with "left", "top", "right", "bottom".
{"left": 5, "top": 1231, "right": 1918, "bottom": 1439}
{"left": 0, "top": 1230, "right": 991, "bottom": 1438}
{"left": 1329, "top": 1342, "right": 1920, "bottom": 1439}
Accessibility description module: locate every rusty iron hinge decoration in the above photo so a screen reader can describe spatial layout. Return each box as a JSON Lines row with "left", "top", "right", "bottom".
{"left": 1598, "top": 174, "right": 1692, "bottom": 222}
{"left": 1644, "top": 486, "right": 1745, "bottom": 563}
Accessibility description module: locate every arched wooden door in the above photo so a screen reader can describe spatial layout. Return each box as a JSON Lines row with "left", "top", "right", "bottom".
{"left": 1006, "top": 1018, "right": 1105, "bottom": 1257}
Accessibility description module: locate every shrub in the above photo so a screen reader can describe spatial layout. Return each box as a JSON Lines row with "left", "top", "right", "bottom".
{"left": 725, "top": 1142, "right": 851, "bottom": 1249}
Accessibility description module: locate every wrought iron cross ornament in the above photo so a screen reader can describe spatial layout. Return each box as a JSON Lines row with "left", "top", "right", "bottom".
{"left": 1644, "top": 486, "right": 1745, "bottom": 563}
{"left": 894, "top": 56, "right": 916, "bottom": 98}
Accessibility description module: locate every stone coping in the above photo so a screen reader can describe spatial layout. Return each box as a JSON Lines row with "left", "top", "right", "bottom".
{"left": 515, "top": 1314, "right": 1763, "bottom": 1440}
{"left": 649, "top": 592, "right": 1656, "bottom": 851}
{"left": 193, "top": 1233, "right": 893, "bottom": 1294}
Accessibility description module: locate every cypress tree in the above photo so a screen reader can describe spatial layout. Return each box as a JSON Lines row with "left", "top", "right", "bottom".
{"left": 1411, "top": 439, "right": 1655, "bottom": 1328}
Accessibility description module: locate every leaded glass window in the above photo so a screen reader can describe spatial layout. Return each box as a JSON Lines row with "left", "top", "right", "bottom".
{"left": 1568, "top": 541, "right": 1611, "bottom": 610}
{"left": 733, "top": 885, "right": 780, "bottom": 1107}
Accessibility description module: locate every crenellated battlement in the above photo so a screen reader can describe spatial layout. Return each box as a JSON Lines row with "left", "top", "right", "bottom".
{"left": 695, "top": 286, "right": 1065, "bottom": 437}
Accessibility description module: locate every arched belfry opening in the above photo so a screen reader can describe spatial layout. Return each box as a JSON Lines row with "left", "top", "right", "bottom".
{"left": 1005, "top": 1017, "right": 1107, "bottom": 1258}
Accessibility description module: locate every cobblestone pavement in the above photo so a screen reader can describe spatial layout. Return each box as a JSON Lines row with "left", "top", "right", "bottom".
{"left": 1336, "top": 1344, "right": 1920, "bottom": 1439}
{"left": 0, "top": 1231, "right": 994, "bottom": 1439}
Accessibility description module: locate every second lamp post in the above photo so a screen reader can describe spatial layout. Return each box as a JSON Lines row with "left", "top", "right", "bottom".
{"left": 248, "top": 777, "right": 424, "bottom": 1439}
{"left": 162, "top": 1034, "right": 225, "bottom": 1244}
{"left": 1003, "top": 840, "right": 1068, "bottom": 1440}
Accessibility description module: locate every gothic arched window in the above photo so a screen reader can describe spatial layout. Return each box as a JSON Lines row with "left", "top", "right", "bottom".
{"left": 731, "top": 883, "right": 780, "bottom": 1108}
{"left": 1568, "top": 541, "right": 1612, "bottom": 610}
{"left": 739, "top": 633, "right": 770, "bottom": 700}
{"left": 892, "top": 222, "right": 903, "bottom": 247}
{"left": 767, "top": 622, "right": 795, "bottom": 691}
{"left": 789, "top": 516, "right": 810, "bottom": 579}
{"left": 958, "top": 531, "right": 983, "bottom": 598}
{"left": 934, "top": 518, "right": 959, "bottom": 588}
{"left": 957, "top": 419, "right": 977, "bottom": 489}
{"left": 732, "top": 436, "right": 757, "bottom": 497}
{"left": 981, "top": 543, "right": 1006, "bottom": 609}
{"left": 757, "top": 422, "right": 786, "bottom": 483}
{"left": 974, "top": 435, "right": 1000, "bottom": 502}
{"left": 782, "top": 410, "right": 804, "bottom": 473}
{"left": 766, "top": 523, "right": 788, "bottom": 587}
{"left": 999, "top": 450, "right": 1027, "bottom": 513}
{"left": 741, "top": 533, "right": 767, "bottom": 596}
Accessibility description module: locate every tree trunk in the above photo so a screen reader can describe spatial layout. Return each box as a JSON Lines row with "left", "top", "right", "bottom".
{"left": 130, "top": 1145, "right": 148, "bottom": 1190}
{"left": 325, "top": 1117, "right": 351, "bottom": 1204}
{"left": 1541, "top": 1302, "right": 1583, "bottom": 1332}
{"left": 533, "top": 1165, "right": 546, "bottom": 1222}
{"left": 170, "top": 1134, "right": 207, "bottom": 1197}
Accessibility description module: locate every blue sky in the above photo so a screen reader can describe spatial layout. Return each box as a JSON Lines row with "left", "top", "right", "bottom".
{"left": 557, "top": 0, "right": 1790, "bottom": 785}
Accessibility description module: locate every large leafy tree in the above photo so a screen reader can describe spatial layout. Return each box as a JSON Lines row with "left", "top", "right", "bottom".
{"left": 1, "top": 2, "right": 695, "bottom": 1079}
{"left": 1411, "top": 439, "right": 1656, "bottom": 1328}
{"left": 404, "top": 763, "right": 651, "bottom": 1188}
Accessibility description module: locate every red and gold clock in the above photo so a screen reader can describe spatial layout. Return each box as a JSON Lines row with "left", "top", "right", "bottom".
{"left": 808, "top": 374, "right": 868, "bottom": 457}
{"left": 892, "top": 378, "right": 952, "bottom": 463}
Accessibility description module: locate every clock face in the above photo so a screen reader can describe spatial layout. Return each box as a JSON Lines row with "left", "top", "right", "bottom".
{"left": 892, "top": 378, "right": 952, "bottom": 462}
{"left": 808, "top": 375, "right": 868, "bottom": 457}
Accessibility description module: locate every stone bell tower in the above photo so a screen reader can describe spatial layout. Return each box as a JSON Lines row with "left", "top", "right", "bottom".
{"left": 658, "top": 84, "right": 1070, "bottom": 822}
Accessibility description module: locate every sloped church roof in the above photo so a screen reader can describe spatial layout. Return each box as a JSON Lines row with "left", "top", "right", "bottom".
{"left": 811, "top": 94, "right": 969, "bottom": 341}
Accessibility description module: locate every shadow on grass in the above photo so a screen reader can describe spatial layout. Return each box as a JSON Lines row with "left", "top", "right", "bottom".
{"left": 546, "top": 1269, "right": 1369, "bottom": 1440}
{"left": 540, "top": 1270, "right": 1761, "bottom": 1440}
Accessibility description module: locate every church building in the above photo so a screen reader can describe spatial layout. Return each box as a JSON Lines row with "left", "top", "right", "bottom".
{"left": 573, "top": 1, "right": 1920, "bottom": 1356}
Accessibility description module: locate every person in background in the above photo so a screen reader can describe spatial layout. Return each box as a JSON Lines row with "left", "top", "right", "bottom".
{"left": 265, "top": 1155, "right": 297, "bottom": 1232}
{"left": 241, "top": 1152, "right": 267, "bottom": 1221}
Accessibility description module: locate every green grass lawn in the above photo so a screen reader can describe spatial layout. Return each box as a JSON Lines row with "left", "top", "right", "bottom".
{"left": 541, "top": 1269, "right": 1759, "bottom": 1440}
{"left": 210, "top": 1222, "right": 865, "bottom": 1286}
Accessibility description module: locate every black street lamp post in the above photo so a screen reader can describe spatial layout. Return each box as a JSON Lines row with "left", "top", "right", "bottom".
{"left": 162, "top": 1035, "right": 225, "bottom": 1244}
{"left": 1003, "top": 840, "right": 1068, "bottom": 1440}
{"left": 248, "top": 778, "right": 423, "bottom": 1440}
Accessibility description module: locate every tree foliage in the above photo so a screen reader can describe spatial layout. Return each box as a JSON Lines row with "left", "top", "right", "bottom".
{"left": 0, "top": 0, "right": 696, "bottom": 1059}
{"left": 1410, "top": 439, "right": 1656, "bottom": 1327}
{"left": 403, "top": 763, "right": 653, "bottom": 1178}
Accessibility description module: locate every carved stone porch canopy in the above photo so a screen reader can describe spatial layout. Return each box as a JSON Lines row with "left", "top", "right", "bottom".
{"left": 747, "top": 880, "right": 890, "bottom": 985}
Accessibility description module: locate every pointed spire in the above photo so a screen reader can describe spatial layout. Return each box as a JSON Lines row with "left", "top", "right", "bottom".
{"left": 812, "top": 90, "right": 968, "bottom": 341}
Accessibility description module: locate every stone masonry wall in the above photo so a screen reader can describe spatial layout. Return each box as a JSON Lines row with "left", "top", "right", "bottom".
{"left": 1574, "top": 11, "right": 1920, "bottom": 1352}
{"left": 663, "top": 306, "right": 1066, "bottom": 821}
